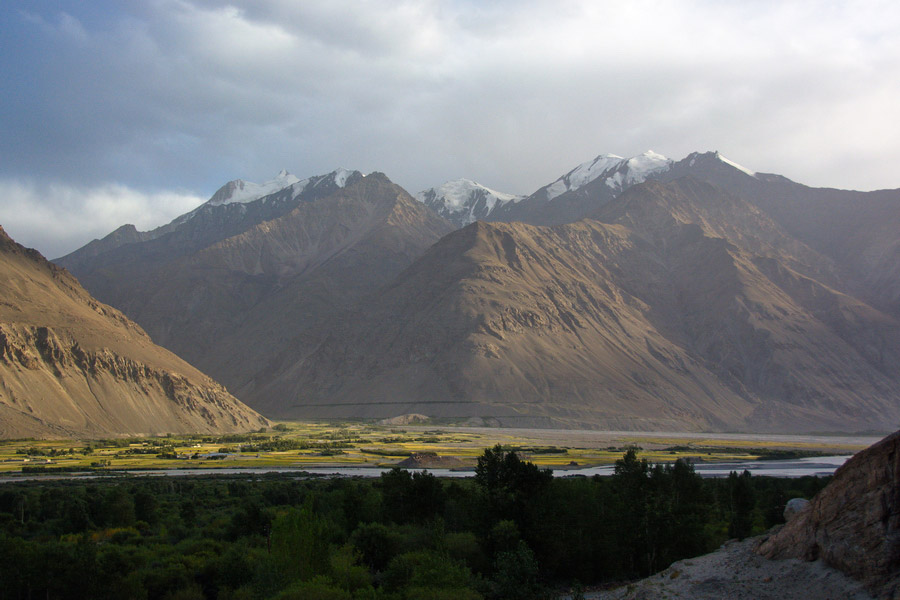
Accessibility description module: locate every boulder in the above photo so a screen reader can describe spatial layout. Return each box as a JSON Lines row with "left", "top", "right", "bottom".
{"left": 757, "top": 430, "right": 900, "bottom": 598}
{"left": 783, "top": 498, "right": 810, "bottom": 522}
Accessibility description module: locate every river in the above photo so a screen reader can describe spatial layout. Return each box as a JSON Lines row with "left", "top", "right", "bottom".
{"left": 0, "top": 454, "right": 852, "bottom": 482}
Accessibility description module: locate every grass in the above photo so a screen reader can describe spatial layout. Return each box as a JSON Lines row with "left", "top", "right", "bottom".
{"left": 0, "top": 421, "right": 871, "bottom": 475}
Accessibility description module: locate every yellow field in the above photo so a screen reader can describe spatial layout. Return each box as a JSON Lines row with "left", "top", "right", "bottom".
{"left": 0, "top": 421, "right": 878, "bottom": 475}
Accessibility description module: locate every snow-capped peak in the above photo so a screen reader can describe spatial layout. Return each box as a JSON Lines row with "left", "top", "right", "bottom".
{"left": 624, "top": 151, "right": 673, "bottom": 182}
{"left": 544, "top": 151, "right": 673, "bottom": 200}
{"left": 602, "top": 150, "right": 674, "bottom": 191}
{"left": 416, "top": 179, "right": 523, "bottom": 227}
{"left": 565, "top": 154, "right": 625, "bottom": 191}
{"left": 419, "top": 179, "right": 521, "bottom": 211}
{"left": 208, "top": 170, "right": 301, "bottom": 206}
{"left": 298, "top": 168, "right": 363, "bottom": 197}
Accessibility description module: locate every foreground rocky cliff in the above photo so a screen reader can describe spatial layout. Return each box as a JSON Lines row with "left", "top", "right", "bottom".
{"left": 758, "top": 430, "right": 900, "bottom": 598}
{"left": 0, "top": 226, "right": 270, "bottom": 438}
{"left": 596, "top": 430, "right": 900, "bottom": 599}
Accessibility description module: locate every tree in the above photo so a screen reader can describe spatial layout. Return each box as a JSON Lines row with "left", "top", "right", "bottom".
{"left": 133, "top": 489, "right": 158, "bottom": 525}
{"left": 727, "top": 470, "right": 755, "bottom": 540}
{"left": 613, "top": 448, "right": 649, "bottom": 482}
{"left": 377, "top": 467, "right": 413, "bottom": 524}
{"left": 474, "top": 445, "right": 552, "bottom": 527}
{"left": 350, "top": 522, "right": 400, "bottom": 572}
{"left": 383, "top": 550, "right": 478, "bottom": 597}
{"left": 377, "top": 468, "right": 446, "bottom": 524}
{"left": 269, "top": 500, "right": 334, "bottom": 585}
{"left": 611, "top": 449, "right": 651, "bottom": 576}
{"left": 665, "top": 458, "right": 708, "bottom": 559}
{"left": 490, "top": 541, "right": 544, "bottom": 600}
{"left": 102, "top": 486, "right": 135, "bottom": 528}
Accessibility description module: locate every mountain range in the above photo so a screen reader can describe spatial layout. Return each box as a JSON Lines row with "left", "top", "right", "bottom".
{"left": 0, "top": 226, "right": 269, "bottom": 438}
{"left": 54, "top": 150, "right": 900, "bottom": 433}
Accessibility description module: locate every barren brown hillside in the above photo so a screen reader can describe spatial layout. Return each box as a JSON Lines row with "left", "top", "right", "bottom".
{"left": 0, "top": 226, "right": 269, "bottom": 438}
{"left": 260, "top": 179, "right": 900, "bottom": 432}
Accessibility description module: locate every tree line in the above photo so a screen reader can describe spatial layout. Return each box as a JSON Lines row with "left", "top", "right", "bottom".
{"left": 0, "top": 446, "right": 828, "bottom": 600}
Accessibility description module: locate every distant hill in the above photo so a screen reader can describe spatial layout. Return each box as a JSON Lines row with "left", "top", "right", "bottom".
{"left": 0, "top": 226, "right": 269, "bottom": 438}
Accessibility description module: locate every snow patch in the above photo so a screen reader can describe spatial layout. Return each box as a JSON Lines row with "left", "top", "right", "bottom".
{"left": 208, "top": 170, "right": 300, "bottom": 206}
{"left": 715, "top": 153, "right": 756, "bottom": 176}
{"left": 332, "top": 168, "right": 353, "bottom": 188}
{"left": 543, "top": 180, "right": 570, "bottom": 201}
{"left": 563, "top": 154, "right": 624, "bottom": 192}
{"left": 605, "top": 172, "right": 624, "bottom": 189}
{"left": 623, "top": 150, "right": 673, "bottom": 184}
{"left": 545, "top": 154, "right": 623, "bottom": 200}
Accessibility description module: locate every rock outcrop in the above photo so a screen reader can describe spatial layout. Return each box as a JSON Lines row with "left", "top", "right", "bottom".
{"left": 757, "top": 430, "right": 900, "bottom": 597}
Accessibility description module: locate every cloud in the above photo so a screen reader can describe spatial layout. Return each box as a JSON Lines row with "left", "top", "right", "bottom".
{"left": 2, "top": 0, "right": 900, "bottom": 256}
{"left": 0, "top": 178, "right": 203, "bottom": 259}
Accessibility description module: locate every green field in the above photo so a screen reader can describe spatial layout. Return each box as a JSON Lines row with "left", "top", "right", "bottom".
{"left": 0, "top": 421, "right": 874, "bottom": 475}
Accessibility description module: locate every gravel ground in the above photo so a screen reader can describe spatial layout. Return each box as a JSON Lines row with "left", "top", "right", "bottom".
{"left": 560, "top": 536, "right": 874, "bottom": 600}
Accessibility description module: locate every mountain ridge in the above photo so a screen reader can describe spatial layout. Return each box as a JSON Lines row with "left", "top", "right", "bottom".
{"left": 59, "top": 173, "right": 454, "bottom": 405}
{"left": 255, "top": 176, "right": 900, "bottom": 432}
{"left": 54, "top": 152, "right": 900, "bottom": 433}
{"left": 0, "top": 226, "right": 269, "bottom": 438}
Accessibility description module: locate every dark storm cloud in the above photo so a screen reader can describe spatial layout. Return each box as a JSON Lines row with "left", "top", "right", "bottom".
{"left": 2, "top": 0, "right": 899, "bottom": 257}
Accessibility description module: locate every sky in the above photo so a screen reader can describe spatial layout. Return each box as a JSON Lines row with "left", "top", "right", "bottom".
{"left": 2, "top": 0, "right": 899, "bottom": 259}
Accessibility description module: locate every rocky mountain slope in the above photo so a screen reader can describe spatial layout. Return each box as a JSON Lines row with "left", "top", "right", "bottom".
{"left": 659, "top": 152, "right": 900, "bottom": 318}
{"left": 469, "top": 149, "right": 900, "bottom": 318}
{"left": 263, "top": 177, "right": 900, "bottom": 432}
{"left": 57, "top": 172, "right": 454, "bottom": 402}
{"left": 58, "top": 168, "right": 364, "bottom": 292}
{"left": 421, "top": 150, "right": 899, "bottom": 320}
{"left": 0, "top": 226, "right": 269, "bottom": 438}
{"left": 57, "top": 153, "right": 900, "bottom": 432}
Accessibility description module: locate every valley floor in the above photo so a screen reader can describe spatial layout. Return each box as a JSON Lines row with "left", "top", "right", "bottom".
{"left": 403, "top": 426, "right": 884, "bottom": 452}
{"left": 0, "top": 423, "right": 881, "bottom": 475}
